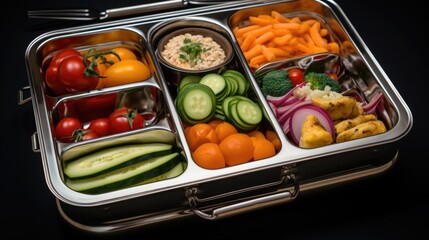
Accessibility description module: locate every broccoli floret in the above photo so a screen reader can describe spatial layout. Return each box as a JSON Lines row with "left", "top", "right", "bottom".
{"left": 304, "top": 72, "right": 341, "bottom": 92}
{"left": 260, "top": 70, "right": 293, "bottom": 96}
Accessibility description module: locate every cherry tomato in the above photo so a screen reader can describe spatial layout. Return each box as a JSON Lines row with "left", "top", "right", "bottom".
{"left": 58, "top": 55, "right": 99, "bottom": 93}
{"left": 82, "top": 130, "right": 98, "bottom": 141}
{"left": 50, "top": 48, "right": 81, "bottom": 67}
{"left": 55, "top": 117, "right": 83, "bottom": 143}
{"left": 288, "top": 69, "right": 305, "bottom": 86}
{"left": 75, "top": 93, "right": 117, "bottom": 122}
{"left": 45, "top": 65, "right": 68, "bottom": 95}
{"left": 326, "top": 72, "right": 339, "bottom": 81}
{"left": 102, "top": 59, "right": 151, "bottom": 87}
{"left": 88, "top": 118, "right": 110, "bottom": 137}
{"left": 108, "top": 107, "right": 145, "bottom": 134}
{"left": 45, "top": 48, "right": 81, "bottom": 96}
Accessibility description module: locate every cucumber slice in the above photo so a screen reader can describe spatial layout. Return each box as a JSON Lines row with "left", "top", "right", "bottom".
{"left": 138, "top": 161, "right": 185, "bottom": 185}
{"left": 229, "top": 101, "right": 256, "bottom": 131}
{"left": 223, "top": 75, "right": 239, "bottom": 96}
{"left": 65, "top": 152, "right": 180, "bottom": 194}
{"left": 64, "top": 143, "right": 173, "bottom": 179}
{"left": 222, "top": 70, "right": 249, "bottom": 96}
{"left": 176, "top": 83, "right": 216, "bottom": 124}
{"left": 179, "top": 74, "right": 201, "bottom": 90}
{"left": 199, "top": 73, "right": 226, "bottom": 95}
{"left": 221, "top": 96, "right": 238, "bottom": 120}
{"left": 236, "top": 100, "right": 263, "bottom": 125}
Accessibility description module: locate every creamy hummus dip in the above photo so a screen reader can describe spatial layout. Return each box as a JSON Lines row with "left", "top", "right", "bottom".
{"left": 161, "top": 33, "right": 226, "bottom": 70}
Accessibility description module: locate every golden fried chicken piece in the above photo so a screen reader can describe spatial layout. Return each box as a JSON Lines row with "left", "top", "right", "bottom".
{"left": 299, "top": 114, "right": 333, "bottom": 148}
{"left": 311, "top": 96, "right": 363, "bottom": 121}
{"left": 336, "top": 120, "right": 387, "bottom": 143}
{"left": 335, "top": 114, "right": 377, "bottom": 134}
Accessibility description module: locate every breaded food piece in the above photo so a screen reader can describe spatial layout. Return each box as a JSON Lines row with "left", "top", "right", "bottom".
{"left": 336, "top": 120, "right": 387, "bottom": 143}
{"left": 312, "top": 96, "right": 363, "bottom": 121}
{"left": 299, "top": 114, "right": 333, "bottom": 148}
{"left": 335, "top": 114, "right": 378, "bottom": 134}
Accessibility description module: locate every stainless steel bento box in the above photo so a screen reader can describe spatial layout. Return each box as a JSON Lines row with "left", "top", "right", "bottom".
{"left": 22, "top": 0, "right": 412, "bottom": 234}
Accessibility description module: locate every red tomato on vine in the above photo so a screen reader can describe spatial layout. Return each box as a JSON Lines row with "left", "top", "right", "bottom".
{"left": 108, "top": 107, "right": 145, "bottom": 134}
{"left": 55, "top": 117, "right": 83, "bottom": 143}
{"left": 45, "top": 48, "right": 81, "bottom": 96}
{"left": 58, "top": 55, "right": 99, "bottom": 93}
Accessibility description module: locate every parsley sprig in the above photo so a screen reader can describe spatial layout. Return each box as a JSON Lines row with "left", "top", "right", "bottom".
{"left": 179, "top": 38, "right": 210, "bottom": 67}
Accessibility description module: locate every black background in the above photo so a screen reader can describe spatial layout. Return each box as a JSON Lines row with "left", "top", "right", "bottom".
{"left": 3, "top": 0, "right": 426, "bottom": 239}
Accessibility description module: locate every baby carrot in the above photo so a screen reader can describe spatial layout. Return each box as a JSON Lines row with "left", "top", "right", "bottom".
{"left": 240, "top": 33, "right": 256, "bottom": 52}
{"left": 254, "top": 31, "right": 275, "bottom": 45}
{"left": 250, "top": 54, "right": 267, "bottom": 66}
{"left": 243, "top": 25, "right": 273, "bottom": 39}
{"left": 309, "top": 22, "right": 328, "bottom": 48}
{"left": 244, "top": 44, "right": 262, "bottom": 61}
{"left": 234, "top": 25, "right": 262, "bottom": 38}
{"left": 273, "top": 22, "right": 300, "bottom": 31}
{"left": 261, "top": 45, "right": 276, "bottom": 61}
{"left": 249, "top": 16, "right": 278, "bottom": 26}
{"left": 271, "top": 11, "right": 290, "bottom": 23}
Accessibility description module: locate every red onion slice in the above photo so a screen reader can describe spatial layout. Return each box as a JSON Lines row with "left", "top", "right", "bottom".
{"left": 288, "top": 105, "right": 335, "bottom": 145}
{"left": 362, "top": 92, "right": 384, "bottom": 115}
{"left": 266, "top": 81, "right": 307, "bottom": 106}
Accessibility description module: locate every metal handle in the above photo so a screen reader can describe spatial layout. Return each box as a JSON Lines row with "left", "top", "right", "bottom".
{"left": 17, "top": 86, "right": 32, "bottom": 106}
{"left": 186, "top": 170, "right": 299, "bottom": 220}
{"left": 31, "top": 131, "right": 41, "bottom": 153}
{"left": 102, "top": 0, "right": 188, "bottom": 20}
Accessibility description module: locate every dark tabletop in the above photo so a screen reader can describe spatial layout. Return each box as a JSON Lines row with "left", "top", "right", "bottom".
{"left": 3, "top": 0, "right": 426, "bottom": 239}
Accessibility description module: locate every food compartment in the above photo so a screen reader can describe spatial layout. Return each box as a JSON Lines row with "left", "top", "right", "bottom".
{"left": 149, "top": 18, "right": 284, "bottom": 170}
{"left": 228, "top": 2, "right": 397, "bottom": 149}
{"left": 229, "top": 7, "right": 340, "bottom": 71}
{"left": 51, "top": 82, "right": 186, "bottom": 195}
{"left": 52, "top": 86, "right": 168, "bottom": 149}
{"left": 39, "top": 28, "right": 154, "bottom": 98}
{"left": 31, "top": 27, "right": 189, "bottom": 195}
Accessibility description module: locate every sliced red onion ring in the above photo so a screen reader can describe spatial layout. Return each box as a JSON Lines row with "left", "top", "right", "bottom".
{"left": 362, "top": 92, "right": 384, "bottom": 115}
{"left": 266, "top": 81, "right": 307, "bottom": 106}
{"left": 288, "top": 105, "right": 335, "bottom": 145}
{"left": 278, "top": 100, "right": 313, "bottom": 123}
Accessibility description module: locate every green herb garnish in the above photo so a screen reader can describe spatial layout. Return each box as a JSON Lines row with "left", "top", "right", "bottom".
{"left": 179, "top": 38, "right": 211, "bottom": 67}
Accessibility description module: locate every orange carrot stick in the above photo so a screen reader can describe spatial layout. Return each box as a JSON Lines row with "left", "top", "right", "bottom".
{"left": 272, "top": 34, "right": 292, "bottom": 46}
{"left": 249, "top": 16, "right": 277, "bottom": 26}
{"left": 319, "top": 28, "right": 328, "bottom": 37}
{"left": 261, "top": 45, "right": 276, "bottom": 61}
{"left": 267, "top": 47, "right": 291, "bottom": 58}
{"left": 244, "top": 44, "right": 262, "bottom": 61}
{"left": 272, "top": 28, "right": 291, "bottom": 37}
{"left": 243, "top": 25, "right": 273, "bottom": 39}
{"left": 271, "top": 11, "right": 290, "bottom": 23}
{"left": 254, "top": 31, "right": 275, "bottom": 45}
{"left": 240, "top": 33, "right": 256, "bottom": 52}
{"left": 234, "top": 25, "right": 262, "bottom": 38}
{"left": 249, "top": 54, "right": 267, "bottom": 68}
{"left": 309, "top": 22, "right": 328, "bottom": 48}
{"left": 273, "top": 23, "right": 300, "bottom": 31}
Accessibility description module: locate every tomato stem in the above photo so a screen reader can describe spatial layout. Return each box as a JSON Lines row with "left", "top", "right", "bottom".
{"left": 123, "top": 108, "right": 138, "bottom": 129}
{"left": 83, "top": 48, "right": 122, "bottom": 78}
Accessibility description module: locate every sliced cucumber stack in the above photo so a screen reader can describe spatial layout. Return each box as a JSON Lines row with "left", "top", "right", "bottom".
{"left": 176, "top": 83, "right": 216, "bottom": 125}
{"left": 222, "top": 69, "right": 250, "bottom": 96}
{"left": 64, "top": 143, "right": 174, "bottom": 180}
{"left": 175, "top": 69, "right": 258, "bottom": 129}
{"left": 66, "top": 152, "right": 181, "bottom": 194}
{"left": 221, "top": 95, "right": 263, "bottom": 132}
